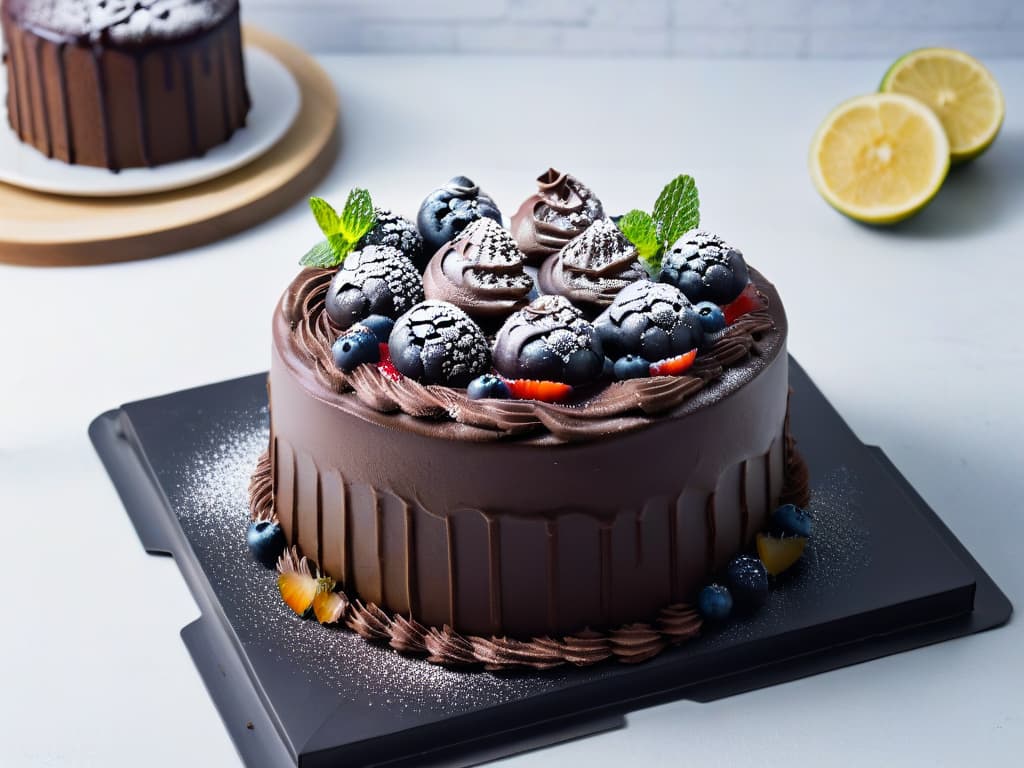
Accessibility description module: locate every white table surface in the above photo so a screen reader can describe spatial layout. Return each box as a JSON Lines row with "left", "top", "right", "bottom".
{"left": 1, "top": 55, "right": 1022, "bottom": 767}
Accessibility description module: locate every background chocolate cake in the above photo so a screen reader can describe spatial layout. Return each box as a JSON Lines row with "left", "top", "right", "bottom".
{"left": 1, "top": 0, "right": 250, "bottom": 171}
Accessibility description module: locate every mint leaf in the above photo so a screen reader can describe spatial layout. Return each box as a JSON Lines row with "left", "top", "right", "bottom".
{"left": 652, "top": 174, "right": 700, "bottom": 248}
{"left": 309, "top": 197, "right": 341, "bottom": 237}
{"left": 299, "top": 234, "right": 354, "bottom": 268}
{"left": 339, "top": 188, "right": 375, "bottom": 243}
{"left": 617, "top": 209, "right": 662, "bottom": 273}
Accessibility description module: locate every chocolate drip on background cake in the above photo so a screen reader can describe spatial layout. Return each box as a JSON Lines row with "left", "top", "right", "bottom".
{"left": 89, "top": 45, "right": 116, "bottom": 171}
{"left": 178, "top": 49, "right": 199, "bottom": 158}
{"left": 133, "top": 54, "right": 152, "bottom": 167}
{"left": 32, "top": 37, "right": 53, "bottom": 157}
{"left": 55, "top": 43, "right": 74, "bottom": 163}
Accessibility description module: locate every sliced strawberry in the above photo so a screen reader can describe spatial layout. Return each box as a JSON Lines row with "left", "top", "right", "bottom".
{"left": 649, "top": 348, "right": 697, "bottom": 377}
{"left": 506, "top": 379, "right": 573, "bottom": 403}
{"left": 376, "top": 343, "right": 402, "bottom": 382}
{"left": 313, "top": 590, "right": 349, "bottom": 625}
{"left": 278, "top": 571, "right": 317, "bottom": 616}
{"left": 721, "top": 282, "right": 765, "bottom": 324}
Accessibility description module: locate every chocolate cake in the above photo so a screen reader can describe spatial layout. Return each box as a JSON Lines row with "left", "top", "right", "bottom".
{"left": 1, "top": 0, "right": 250, "bottom": 171}
{"left": 248, "top": 174, "right": 811, "bottom": 670}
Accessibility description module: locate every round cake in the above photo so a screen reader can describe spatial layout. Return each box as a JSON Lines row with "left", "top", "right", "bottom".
{"left": 249, "top": 173, "right": 811, "bottom": 669}
{"left": 1, "top": 0, "right": 250, "bottom": 171}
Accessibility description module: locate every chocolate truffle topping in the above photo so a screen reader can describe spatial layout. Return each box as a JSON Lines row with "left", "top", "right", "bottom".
{"left": 537, "top": 219, "right": 648, "bottom": 315}
{"left": 416, "top": 176, "right": 503, "bottom": 256}
{"left": 324, "top": 246, "right": 424, "bottom": 330}
{"left": 423, "top": 218, "right": 534, "bottom": 324}
{"left": 511, "top": 168, "right": 606, "bottom": 264}
{"left": 594, "top": 280, "right": 705, "bottom": 363}
{"left": 492, "top": 295, "right": 605, "bottom": 385}
{"left": 660, "top": 230, "right": 750, "bottom": 305}
{"left": 388, "top": 301, "right": 491, "bottom": 387}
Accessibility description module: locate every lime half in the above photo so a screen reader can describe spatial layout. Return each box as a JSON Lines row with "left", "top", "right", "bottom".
{"left": 810, "top": 93, "right": 949, "bottom": 225}
{"left": 881, "top": 48, "right": 1005, "bottom": 163}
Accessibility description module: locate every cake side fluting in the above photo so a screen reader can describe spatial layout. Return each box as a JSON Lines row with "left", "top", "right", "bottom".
{"left": 261, "top": 268, "right": 801, "bottom": 638}
{"left": 1, "top": 1, "right": 249, "bottom": 170}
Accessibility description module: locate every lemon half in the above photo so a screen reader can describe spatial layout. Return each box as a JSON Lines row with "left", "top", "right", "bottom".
{"left": 809, "top": 92, "right": 949, "bottom": 225}
{"left": 881, "top": 47, "right": 1005, "bottom": 163}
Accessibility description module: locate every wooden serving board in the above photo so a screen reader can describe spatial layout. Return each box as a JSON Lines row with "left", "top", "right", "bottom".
{"left": 0, "top": 27, "right": 339, "bottom": 267}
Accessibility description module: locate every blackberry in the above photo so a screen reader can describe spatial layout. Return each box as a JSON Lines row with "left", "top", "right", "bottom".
{"left": 358, "top": 208, "right": 425, "bottom": 271}
{"left": 387, "top": 300, "right": 491, "bottom": 387}
{"left": 324, "top": 246, "right": 424, "bottom": 330}
{"left": 659, "top": 230, "right": 750, "bottom": 305}
{"left": 593, "top": 280, "right": 704, "bottom": 363}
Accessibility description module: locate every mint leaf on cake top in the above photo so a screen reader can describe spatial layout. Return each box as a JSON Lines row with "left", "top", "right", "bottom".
{"left": 300, "top": 189, "right": 377, "bottom": 268}
{"left": 652, "top": 174, "right": 700, "bottom": 249}
{"left": 616, "top": 209, "right": 661, "bottom": 274}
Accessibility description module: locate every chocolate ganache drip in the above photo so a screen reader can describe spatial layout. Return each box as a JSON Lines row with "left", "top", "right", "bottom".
{"left": 537, "top": 219, "right": 648, "bottom": 316}
{"left": 511, "top": 168, "right": 606, "bottom": 264}
{"left": 423, "top": 218, "right": 534, "bottom": 325}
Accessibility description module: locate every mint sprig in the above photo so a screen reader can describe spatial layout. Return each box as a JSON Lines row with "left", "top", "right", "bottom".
{"left": 299, "top": 189, "right": 376, "bottom": 268}
{"left": 617, "top": 209, "right": 660, "bottom": 273}
{"left": 652, "top": 174, "right": 700, "bottom": 249}
{"left": 615, "top": 174, "right": 701, "bottom": 274}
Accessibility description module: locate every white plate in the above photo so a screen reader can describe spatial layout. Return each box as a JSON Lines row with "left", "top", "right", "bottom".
{"left": 0, "top": 46, "right": 300, "bottom": 197}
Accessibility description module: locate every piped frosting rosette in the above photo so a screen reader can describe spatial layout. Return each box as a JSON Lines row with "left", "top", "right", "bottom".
{"left": 537, "top": 218, "right": 648, "bottom": 316}
{"left": 422, "top": 218, "right": 534, "bottom": 326}
{"left": 511, "top": 168, "right": 606, "bottom": 263}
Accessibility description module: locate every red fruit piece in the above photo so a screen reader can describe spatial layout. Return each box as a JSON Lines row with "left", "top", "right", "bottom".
{"left": 376, "top": 343, "right": 402, "bottom": 382}
{"left": 506, "top": 379, "right": 574, "bottom": 403}
{"left": 649, "top": 348, "right": 697, "bottom": 377}
{"left": 721, "top": 282, "right": 765, "bottom": 325}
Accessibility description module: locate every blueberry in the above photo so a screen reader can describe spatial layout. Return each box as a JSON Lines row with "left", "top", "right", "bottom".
{"left": 246, "top": 520, "right": 286, "bottom": 568}
{"left": 356, "top": 314, "right": 395, "bottom": 343}
{"left": 602, "top": 356, "right": 615, "bottom": 379}
{"left": 594, "top": 280, "right": 704, "bottom": 362}
{"left": 467, "top": 374, "right": 512, "bottom": 400}
{"left": 613, "top": 355, "right": 650, "bottom": 380}
{"left": 697, "top": 584, "right": 734, "bottom": 621}
{"left": 772, "top": 503, "right": 813, "bottom": 538}
{"left": 726, "top": 555, "right": 769, "bottom": 609}
{"left": 417, "top": 176, "right": 502, "bottom": 255}
{"left": 694, "top": 301, "right": 726, "bottom": 334}
{"left": 332, "top": 329, "right": 380, "bottom": 372}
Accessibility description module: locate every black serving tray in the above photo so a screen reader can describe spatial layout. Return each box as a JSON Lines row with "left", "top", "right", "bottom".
{"left": 89, "top": 359, "right": 1011, "bottom": 768}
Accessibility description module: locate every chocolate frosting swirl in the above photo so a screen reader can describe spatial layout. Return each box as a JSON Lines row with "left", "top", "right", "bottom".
{"left": 537, "top": 219, "right": 648, "bottom": 315}
{"left": 252, "top": 451, "right": 808, "bottom": 670}
{"left": 422, "top": 218, "right": 534, "bottom": 325}
{"left": 511, "top": 168, "right": 606, "bottom": 264}
{"left": 279, "top": 266, "right": 783, "bottom": 443}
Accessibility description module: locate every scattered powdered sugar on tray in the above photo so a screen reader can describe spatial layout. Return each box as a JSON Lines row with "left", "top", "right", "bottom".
{"left": 172, "top": 412, "right": 564, "bottom": 714}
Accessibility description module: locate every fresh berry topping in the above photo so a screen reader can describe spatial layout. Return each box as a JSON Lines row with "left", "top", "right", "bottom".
{"left": 417, "top": 176, "right": 502, "bottom": 255}
{"left": 278, "top": 570, "right": 318, "bottom": 617}
{"left": 376, "top": 343, "right": 402, "bottom": 382}
{"left": 721, "top": 281, "right": 764, "bottom": 325}
{"left": 387, "top": 300, "right": 491, "bottom": 386}
{"left": 246, "top": 521, "right": 286, "bottom": 568}
{"left": 332, "top": 329, "right": 380, "bottom": 372}
{"left": 649, "top": 348, "right": 697, "bottom": 377}
{"left": 354, "top": 314, "right": 396, "bottom": 343}
{"left": 726, "top": 555, "right": 769, "bottom": 609}
{"left": 358, "top": 208, "right": 425, "bottom": 271}
{"left": 594, "top": 280, "right": 704, "bottom": 363}
{"left": 659, "top": 229, "right": 750, "bottom": 305}
{"left": 505, "top": 379, "right": 574, "bottom": 403}
{"left": 771, "top": 503, "right": 814, "bottom": 538}
{"left": 613, "top": 355, "right": 650, "bottom": 380}
{"left": 312, "top": 590, "right": 348, "bottom": 625}
{"left": 493, "top": 295, "right": 605, "bottom": 385}
{"left": 697, "top": 584, "right": 734, "bottom": 621}
{"left": 602, "top": 356, "right": 615, "bottom": 379}
{"left": 756, "top": 533, "right": 808, "bottom": 576}
{"left": 694, "top": 301, "right": 726, "bottom": 334}
{"left": 324, "top": 245, "right": 424, "bottom": 330}
{"left": 467, "top": 373, "right": 512, "bottom": 400}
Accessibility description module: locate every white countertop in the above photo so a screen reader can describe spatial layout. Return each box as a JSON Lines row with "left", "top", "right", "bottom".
{"left": 1, "top": 55, "right": 1022, "bottom": 767}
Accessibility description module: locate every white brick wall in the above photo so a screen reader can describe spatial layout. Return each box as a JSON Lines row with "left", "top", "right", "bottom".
{"left": 241, "top": 0, "right": 1024, "bottom": 57}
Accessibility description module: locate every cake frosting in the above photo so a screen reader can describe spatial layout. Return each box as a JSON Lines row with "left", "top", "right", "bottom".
{"left": 511, "top": 168, "right": 606, "bottom": 263}
{"left": 1, "top": 0, "right": 249, "bottom": 170}
{"left": 249, "top": 174, "right": 812, "bottom": 669}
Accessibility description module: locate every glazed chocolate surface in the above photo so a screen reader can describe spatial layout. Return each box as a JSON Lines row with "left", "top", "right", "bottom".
{"left": 2, "top": 0, "right": 249, "bottom": 169}
{"left": 266, "top": 266, "right": 794, "bottom": 637}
